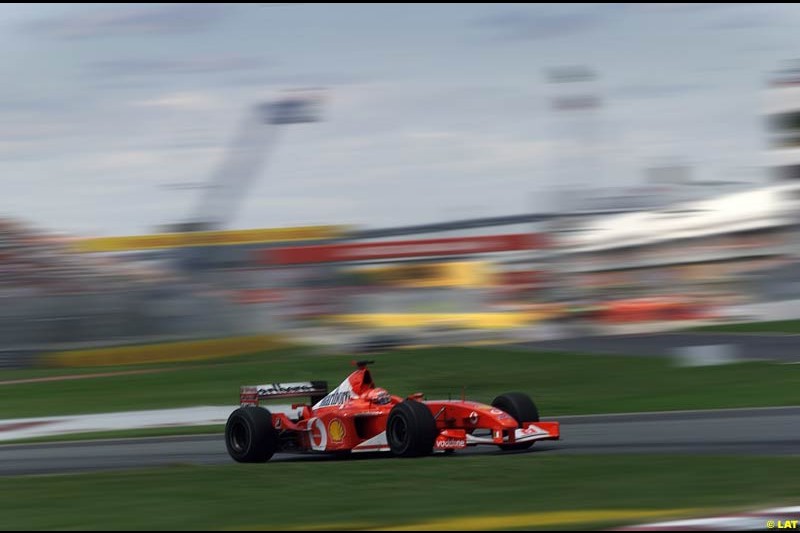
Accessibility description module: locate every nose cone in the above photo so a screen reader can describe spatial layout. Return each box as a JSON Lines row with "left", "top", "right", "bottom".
{"left": 473, "top": 403, "right": 521, "bottom": 428}
{"left": 496, "top": 412, "right": 520, "bottom": 429}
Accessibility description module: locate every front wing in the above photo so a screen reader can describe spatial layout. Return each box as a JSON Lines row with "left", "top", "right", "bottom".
{"left": 464, "top": 421, "right": 560, "bottom": 446}
{"left": 349, "top": 421, "right": 559, "bottom": 453}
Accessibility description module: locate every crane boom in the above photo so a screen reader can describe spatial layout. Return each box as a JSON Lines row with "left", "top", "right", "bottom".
{"left": 176, "top": 91, "right": 324, "bottom": 232}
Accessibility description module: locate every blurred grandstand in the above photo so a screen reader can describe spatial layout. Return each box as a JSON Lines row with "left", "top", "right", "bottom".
{"left": 5, "top": 63, "right": 800, "bottom": 367}
{"left": 0, "top": 216, "right": 252, "bottom": 349}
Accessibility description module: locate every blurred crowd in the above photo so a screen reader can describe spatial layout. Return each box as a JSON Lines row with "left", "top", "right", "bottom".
{"left": 0, "top": 217, "right": 174, "bottom": 297}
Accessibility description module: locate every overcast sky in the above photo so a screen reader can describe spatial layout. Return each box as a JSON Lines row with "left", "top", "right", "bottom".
{"left": 1, "top": 3, "right": 799, "bottom": 236}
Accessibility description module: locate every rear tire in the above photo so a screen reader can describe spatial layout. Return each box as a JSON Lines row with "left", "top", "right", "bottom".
{"left": 386, "top": 400, "right": 437, "bottom": 458}
{"left": 225, "top": 407, "right": 278, "bottom": 463}
{"left": 491, "top": 392, "right": 539, "bottom": 451}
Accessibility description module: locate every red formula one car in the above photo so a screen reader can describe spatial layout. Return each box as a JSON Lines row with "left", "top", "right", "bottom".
{"left": 225, "top": 361, "right": 559, "bottom": 462}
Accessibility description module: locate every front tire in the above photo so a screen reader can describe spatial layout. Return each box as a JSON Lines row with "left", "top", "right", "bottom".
{"left": 386, "top": 400, "right": 437, "bottom": 457}
{"left": 491, "top": 392, "right": 539, "bottom": 451}
{"left": 225, "top": 407, "right": 278, "bottom": 463}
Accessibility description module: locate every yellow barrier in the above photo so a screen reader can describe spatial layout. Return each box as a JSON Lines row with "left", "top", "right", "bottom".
{"left": 326, "top": 312, "right": 552, "bottom": 329}
{"left": 45, "top": 335, "right": 291, "bottom": 367}
{"left": 348, "top": 261, "right": 495, "bottom": 289}
{"left": 70, "top": 225, "right": 346, "bottom": 253}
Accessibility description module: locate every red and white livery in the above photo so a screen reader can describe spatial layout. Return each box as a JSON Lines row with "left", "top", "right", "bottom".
{"left": 225, "top": 361, "right": 559, "bottom": 462}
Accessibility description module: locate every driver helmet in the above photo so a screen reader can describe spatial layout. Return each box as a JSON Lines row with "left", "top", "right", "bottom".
{"left": 366, "top": 387, "right": 391, "bottom": 405}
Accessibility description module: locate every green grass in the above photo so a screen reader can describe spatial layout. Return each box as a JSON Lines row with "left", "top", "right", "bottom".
{"left": 0, "top": 364, "right": 171, "bottom": 382}
{"left": 690, "top": 319, "right": 800, "bottom": 333}
{"left": 2, "top": 346, "right": 800, "bottom": 420}
{"left": 0, "top": 347, "right": 309, "bottom": 382}
{"left": 4, "top": 425, "right": 224, "bottom": 445}
{"left": 1, "top": 455, "right": 799, "bottom": 530}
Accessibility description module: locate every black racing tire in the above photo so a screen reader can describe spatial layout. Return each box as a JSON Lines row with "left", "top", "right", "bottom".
{"left": 225, "top": 407, "right": 279, "bottom": 463}
{"left": 491, "top": 392, "right": 539, "bottom": 451}
{"left": 386, "top": 400, "right": 437, "bottom": 458}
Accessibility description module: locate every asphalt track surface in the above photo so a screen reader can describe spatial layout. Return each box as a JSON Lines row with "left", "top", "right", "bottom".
{"left": 523, "top": 331, "right": 800, "bottom": 362}
{"left": 2, "top": 406, "right": 799, "bottom": 476}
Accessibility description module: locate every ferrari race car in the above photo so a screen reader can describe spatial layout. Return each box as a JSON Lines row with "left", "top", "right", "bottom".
{"left": 225, "top": 361, "right": 559, "bottom": 462}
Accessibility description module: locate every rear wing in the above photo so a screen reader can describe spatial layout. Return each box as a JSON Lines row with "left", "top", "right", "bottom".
{"left": 240, "top": 381, "right": 328, "bottom": 407}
